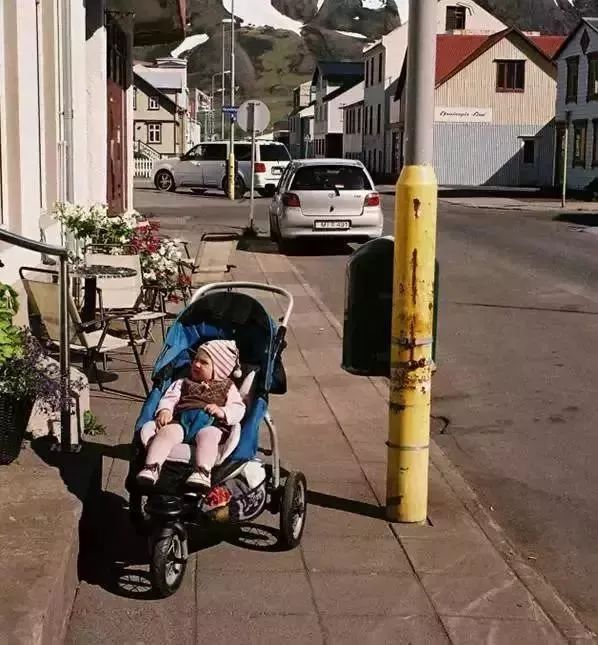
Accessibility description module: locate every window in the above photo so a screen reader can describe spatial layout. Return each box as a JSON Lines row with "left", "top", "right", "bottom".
{"left": 133, "top": 87, "right": 137, "bottom": 110}
{"left": 148, "top": 95, "right": 160, "bottom": 110}
{"left": 260, "top": 143, "right": 291, "bottom": 161}
{"left": 147, "top": 123, "right": 162, "bottom": 144}
{"left": 496, "top": 60, "right": 525, "bottom": 92}
{"left": 566, "top": 56, "right": 579, "bottom": 103}
{"left": 573, "top": 120, "right": 588, "bottom": 167}
{"left": 378, "top": 52, "right": 384, "bottom": 83}
{"left": 587, "top": 54, "right": 598, "bottom": 101}
{"left": 357, "top": 107, "right": 362, "bottom": 134}
{"left": 446, "top": 6, "right": 466, "bottom": 31}
{"left": 365, "top": 59, "right": 369, "bottom": 87}
{"left": 379, "top": 150, "right": 383, "bottom": 172}
{"left": 592, "top": 120, "right": 598, "bottom": 166}
{"left": 369, "top": 106, "right": 373, "bottom": 135}
{"left": 377, "top": 104, "right": 381, "bottom": 134}
{"left": 234, "top": 144, "right": 252, "bottom": 161}
{"left": 522, "top": 139, "right": 535, "bottom": 165}
{"left": 291, "top": 165, "right": 372, "bottom": 191}
{"left": 370, "top": 59, "right": 375, "bottom": 87}
{"left": 203, "top": 143, "right": 228, "bottom": 161}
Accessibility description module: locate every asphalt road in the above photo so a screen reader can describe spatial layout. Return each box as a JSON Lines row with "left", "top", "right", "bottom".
{"left": 135, "top": 184, "right": 598, "bottom": 633}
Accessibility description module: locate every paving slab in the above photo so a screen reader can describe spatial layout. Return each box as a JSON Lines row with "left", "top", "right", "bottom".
{"left": 62, "top": 218, "right": 594, "bottom": 644}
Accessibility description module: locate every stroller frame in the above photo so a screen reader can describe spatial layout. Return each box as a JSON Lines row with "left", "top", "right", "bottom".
{"left": 126, "top": 282, "right": 307, "bottom": 598}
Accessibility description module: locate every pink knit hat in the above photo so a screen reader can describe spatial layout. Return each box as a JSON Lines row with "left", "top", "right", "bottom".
{"left": 199, "top": 340, "right": 242, "bottom": 381}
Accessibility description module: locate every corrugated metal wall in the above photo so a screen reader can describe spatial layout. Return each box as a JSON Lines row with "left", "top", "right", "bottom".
{"left": 434, "top": 122, "right": 555, "bottom": 186}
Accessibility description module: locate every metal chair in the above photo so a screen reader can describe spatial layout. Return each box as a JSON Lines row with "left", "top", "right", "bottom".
{"left": 85, "top": 248, "right": 167, "bottom": 346}
{"left": 20, "top": 266, "right": 150, "bottom": 396}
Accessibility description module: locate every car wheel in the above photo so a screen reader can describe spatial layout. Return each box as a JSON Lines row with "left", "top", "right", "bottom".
{"left": 155, "top": 170, "right": 176, "bottom": 192}
{"left": 257, "top": 189, "right": 269, "bottom": 198}
{"left": 222, "top": 176, "right": 246, "bottom": 199}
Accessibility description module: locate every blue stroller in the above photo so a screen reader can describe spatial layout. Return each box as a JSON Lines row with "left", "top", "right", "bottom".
{"left": 125, "top": 282, "right": 307, "bottom": 597}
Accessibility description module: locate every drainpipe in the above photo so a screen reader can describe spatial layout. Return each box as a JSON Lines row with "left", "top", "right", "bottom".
{"left": 60, "top": 0, "right": 74, "bottom": 204}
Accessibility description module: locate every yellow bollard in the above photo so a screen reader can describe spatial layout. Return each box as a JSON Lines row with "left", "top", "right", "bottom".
{"left": 387, "top": 164, "right": 438, "bottom": 523}
{"left": 227, "top": 151, "right": 236, "bottom": 200}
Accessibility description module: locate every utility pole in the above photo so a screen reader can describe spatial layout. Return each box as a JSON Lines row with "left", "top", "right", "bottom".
{"left": 227, "top": 1, "right": 236, "bottom": 200}
{"left": 221, "top": 19, "right": 231, "bottom": 140}
{"left": 387, "top": 0, "right": 438, "bottom": 523}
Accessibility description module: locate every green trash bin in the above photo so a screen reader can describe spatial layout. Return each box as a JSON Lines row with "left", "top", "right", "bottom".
{"left": 342, "top": 238, "right": 439, "bottom": 377}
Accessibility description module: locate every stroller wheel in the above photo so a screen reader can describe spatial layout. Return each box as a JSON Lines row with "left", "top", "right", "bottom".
{"left": 150, "top": 526, "right": 188, "bottom": 597}
{"left": 279, "top": 471, "right": 307, "bottom": 549}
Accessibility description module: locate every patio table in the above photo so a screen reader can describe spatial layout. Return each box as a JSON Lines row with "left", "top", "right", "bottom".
{"left": 71, "top": 264, "right": 137, "bottom": 324}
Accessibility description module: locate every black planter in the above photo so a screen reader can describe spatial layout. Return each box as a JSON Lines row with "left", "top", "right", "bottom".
{"left": 0, "top": 394, "right": 33, "bottom": 465}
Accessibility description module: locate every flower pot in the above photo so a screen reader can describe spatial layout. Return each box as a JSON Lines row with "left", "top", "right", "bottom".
{"left": 0, "top": 394, "right": 33, "bottom": 465}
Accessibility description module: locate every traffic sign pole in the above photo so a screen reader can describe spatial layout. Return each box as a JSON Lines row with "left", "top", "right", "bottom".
{"left": 236, "top": 99, "right": 271, "bottom": 236}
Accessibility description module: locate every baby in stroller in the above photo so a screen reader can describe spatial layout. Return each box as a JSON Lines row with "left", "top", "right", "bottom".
{"left": 136, "top": 339, "right": 246, "bottom": 490}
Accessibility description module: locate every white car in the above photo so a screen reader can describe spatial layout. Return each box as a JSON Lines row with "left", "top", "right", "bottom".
{"left": 269, "top": 159, "right": 384, "bottom": 245}
{"left": 153, "top": 141, "right": 292, "bottom": 197}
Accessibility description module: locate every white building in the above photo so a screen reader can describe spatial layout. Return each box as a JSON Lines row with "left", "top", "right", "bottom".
{"left": 312, "top": 62, "right": 364, "bottom": 158}
{"left": 341, "top": 99, "right": 364, "bottom": 161}
{"left": 362, "top": 1, "right": 506, "bottom": 179}
{"left": 289, "top": 82, "right": 315, "bottom": 159}
{"left": 0, "top": 0, "right": 185, "bottom": 320}
{"left": 554, "top": 18, "right": 598, "bottom": 191}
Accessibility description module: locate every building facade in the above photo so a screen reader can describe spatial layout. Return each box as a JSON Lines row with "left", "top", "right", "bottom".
{"left": 554, "top": 18, "right": 598, "bottom": 191}
{"left": 392, "top": 30, "right": 564, "bottom": 187}
{"left": 134, "top": 58, "right": 201, "bottom": 158}
{"left": 312, "top": 62, "right": 364, "bottom": 158}
{"left": 0, "top": 0, "right": 185, "bottom": 317}
{"left": 341, "top": 100, "right": 364, "bottom": 161}
{"left": 363, "top": 1, "right": 505, "bottom": 179}
{"left": 289, "top": 82, "right": 315, "bottom": 159}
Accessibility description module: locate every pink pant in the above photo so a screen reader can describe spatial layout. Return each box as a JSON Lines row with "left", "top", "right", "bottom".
{"left": 142, "top": 421, "right": 223, "bottom": 471}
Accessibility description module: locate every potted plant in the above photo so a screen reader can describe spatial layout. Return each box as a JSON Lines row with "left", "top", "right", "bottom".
{"left": 0, "top": 283, "right": 77, "bottom": 464}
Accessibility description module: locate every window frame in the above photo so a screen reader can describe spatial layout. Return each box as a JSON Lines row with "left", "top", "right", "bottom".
{"left": 148, "top": 95, "right": 160, "bottom": 110}
{"left": 147, "top": 122, "right": 162, "bottom": 144}
{"left": 496, "top": 60, "right": 526, "bottom": 93}
{"left": 587, "top": 53, "right": 598, "bottom": 101}
{"left": 566, "top": 56, "right": 579, "bottom": 104}
{"left": 573, "top": 119, "right": 588, "bottom": 168}
{"left": 446, "top": 6, "right": 466, "bottom": 31}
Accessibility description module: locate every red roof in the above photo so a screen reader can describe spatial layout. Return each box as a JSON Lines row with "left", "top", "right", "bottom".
{"left": 529, "top": 35, "right": 567, "bottom": 59}
{"left": 436, "top": 34, "right": 490, "bottom": 85}
{"left": 434, "top": 31, "right": 566, "bottom": 87}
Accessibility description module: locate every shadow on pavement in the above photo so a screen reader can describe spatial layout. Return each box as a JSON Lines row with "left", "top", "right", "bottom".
{"left": 307, "top": 489, "right": 385, "bottom": 520}
{"left": 554, "top": 212, "right": 598, "bottom": 227}
{"left": 237, "top": 235, "right": 354, "bottom": 257}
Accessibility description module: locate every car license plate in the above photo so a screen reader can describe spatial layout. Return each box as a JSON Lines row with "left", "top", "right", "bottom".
{"left": 272, "top": 167, "right": 282, "bottom": 175}
{"left": 313, "top": 220, "right": 351, "bottom": 230}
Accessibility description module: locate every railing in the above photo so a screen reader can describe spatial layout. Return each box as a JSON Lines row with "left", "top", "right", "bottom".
{"left": 134, "top": 158, "right": 154, "bottom": 178}
{"left": 0, "top": 229, "right": 75, "bottom": 452}
{"left": 134, "top": 140, "right": 161, "bottom": 161}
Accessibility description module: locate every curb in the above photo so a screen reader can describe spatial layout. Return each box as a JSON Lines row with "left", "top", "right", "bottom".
{"left": 283, "top": 254, "right": 595, "bottom": 644}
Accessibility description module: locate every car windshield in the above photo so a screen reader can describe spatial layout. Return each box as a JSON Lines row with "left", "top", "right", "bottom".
{"left": 260, "top": 144, "right": 291, "bottom": 162}
{"left": 290, "top": 165, "right": 371, "bottom": 191}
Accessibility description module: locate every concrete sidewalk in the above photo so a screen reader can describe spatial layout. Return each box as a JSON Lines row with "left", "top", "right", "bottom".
{"left": 66, "top": 240, "right": 594, "bottom": 644}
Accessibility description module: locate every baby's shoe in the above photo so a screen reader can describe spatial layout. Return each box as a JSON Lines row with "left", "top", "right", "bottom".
{"left": 186, "top": 466, "right": 211, "bottom": 490}
{"left": 136, "top": 463, "right": 161, "bottom": 485}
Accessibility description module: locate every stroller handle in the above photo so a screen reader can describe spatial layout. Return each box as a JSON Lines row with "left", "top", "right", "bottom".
{"left": 191, "top": 282, "right": 294, "bottom": 327}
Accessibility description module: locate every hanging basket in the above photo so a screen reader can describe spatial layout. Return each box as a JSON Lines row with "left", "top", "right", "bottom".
{"left": 0, "top": 394, "right": 33, "bottom": 465}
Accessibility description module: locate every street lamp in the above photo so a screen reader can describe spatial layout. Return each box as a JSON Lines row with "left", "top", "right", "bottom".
{"left": 221, "top": 18, "right": 233, "bottom": 139}
{"left": 227, "top": 2, "right": 236, "bottom": 200}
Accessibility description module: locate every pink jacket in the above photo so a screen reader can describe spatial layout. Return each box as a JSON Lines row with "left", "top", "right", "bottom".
{"left": 157, "top": 379, "right": 246, "bottom": 426}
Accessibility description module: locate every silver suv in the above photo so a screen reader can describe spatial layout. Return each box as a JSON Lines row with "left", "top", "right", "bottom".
{"left": 152, "top": 141, "right": 292, "bottom": 197}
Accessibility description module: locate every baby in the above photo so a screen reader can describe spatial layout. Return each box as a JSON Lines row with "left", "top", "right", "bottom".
{"left": 137, "top": 339, "right": 246, "bottom": 489}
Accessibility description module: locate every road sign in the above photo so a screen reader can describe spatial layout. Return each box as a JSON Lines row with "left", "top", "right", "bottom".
{"left": 221, "top": 105, "right": 238, "bottom": 115}
{"left": 236, "top": 100, "right": 270, "bottom": 134}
